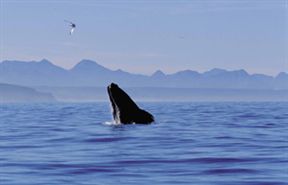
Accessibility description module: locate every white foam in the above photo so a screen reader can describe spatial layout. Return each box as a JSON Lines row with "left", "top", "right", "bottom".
{"left": 103, "top": 121, "right": 120, "bottom": 126}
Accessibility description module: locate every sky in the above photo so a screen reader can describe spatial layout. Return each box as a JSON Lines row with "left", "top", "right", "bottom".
{"left": 0, "top": 0, "right": 287, "bottom": 75}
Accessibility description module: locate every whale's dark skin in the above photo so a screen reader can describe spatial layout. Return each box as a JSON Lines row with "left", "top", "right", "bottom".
{"left": 107, "top": 83, "right": 154, "bottom": 124}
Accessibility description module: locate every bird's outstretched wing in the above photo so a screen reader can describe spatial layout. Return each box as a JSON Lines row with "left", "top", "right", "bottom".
{"left": 64, "top": 20, "right": 74, "bottom": 25}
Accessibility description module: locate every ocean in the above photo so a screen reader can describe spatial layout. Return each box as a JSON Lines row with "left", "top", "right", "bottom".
{"left": 0, "top": 102, "right": 287, "bottom": 185}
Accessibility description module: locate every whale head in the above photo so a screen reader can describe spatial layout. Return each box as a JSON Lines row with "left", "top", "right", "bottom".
{"left": 107, "top": 83, "right": 154, "bottom": 124}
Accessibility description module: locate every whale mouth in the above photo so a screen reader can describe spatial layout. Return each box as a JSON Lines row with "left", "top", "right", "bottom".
{"left": 107, "top": 83, "right": 119, "bottom": 122}
{"left": 107, "top": 83, "right": 116, "bottom": 108}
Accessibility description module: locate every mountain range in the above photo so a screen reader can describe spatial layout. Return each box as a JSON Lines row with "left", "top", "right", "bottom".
{"left": 0, "top": 59, "right": 287, "bottom": 89}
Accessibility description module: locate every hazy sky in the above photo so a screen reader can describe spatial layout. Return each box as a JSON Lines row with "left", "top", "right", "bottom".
{"left": 0, "top": 0, "right": 287, "bottom": 75}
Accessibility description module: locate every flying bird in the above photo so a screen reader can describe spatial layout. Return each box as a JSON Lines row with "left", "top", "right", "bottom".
{"left": 65, "top": 20, "right": 76, "bottom": 35}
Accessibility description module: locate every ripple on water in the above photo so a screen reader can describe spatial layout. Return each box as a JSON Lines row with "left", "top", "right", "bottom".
{"left": 0, "top": 102, "right": 287, "bottom": 185}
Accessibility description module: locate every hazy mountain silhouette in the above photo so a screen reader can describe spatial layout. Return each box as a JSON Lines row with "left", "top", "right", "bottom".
{"left": 0, "top": 83, "right": 56, "bottom": 103}
{"left": 0, "top": 59, "right": 287, "bottom": 89}
{"left": 0, "top": 59, "right": 69, "bottom": 86}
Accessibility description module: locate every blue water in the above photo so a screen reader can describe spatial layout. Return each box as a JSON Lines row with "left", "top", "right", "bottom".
{"left": 0, "top": 102, "right": 287, "bottom": 185}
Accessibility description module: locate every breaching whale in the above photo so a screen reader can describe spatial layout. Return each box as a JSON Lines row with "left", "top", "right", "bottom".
{"left": 107, "top": 83, "right": 154, "bottom": 124}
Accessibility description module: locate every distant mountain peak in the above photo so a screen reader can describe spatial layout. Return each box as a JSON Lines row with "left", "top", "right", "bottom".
{"left": 77, "top": 59, "right": 101, "bottom": 66}
{"left": 232, "top": 69, "right": 249, "bottom": 76}
{"left": 210, "top": 68, "right": 227, "bottom": 72}
{"left": 73, "top": 59, "right": 101, "bottom": 68}
{"left": 277, "top": 72, "right": 288, "bottom": 76}
{"left": 276, "top": 72, "right": 288, "bottom": 79}
{"left": 234, "top": 69, "right": 248, "bottom": 73}
{"left": 39, "top": 58, "right": 51, "bottom": 63}
{"left": 71, "top": 59, "right": 110, "bottom": 73}
{"left": 36, "top": 59, "right": 56, "bottom": 67}
{"left": 203, "top": 68, "right": 227, "bottom": 76}
{"left": 175, "top": 69, "right": 200, "bottom": 75}
{"left": 152, "top": 70, "right": 165, "bottom": 77}
{"left": 115, "top": 69, "right": 129, "bottom": 74}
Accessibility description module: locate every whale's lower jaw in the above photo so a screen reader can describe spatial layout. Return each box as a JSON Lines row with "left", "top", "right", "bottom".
{"left": 107, "top": 83, "right": 154, "bottom": 124}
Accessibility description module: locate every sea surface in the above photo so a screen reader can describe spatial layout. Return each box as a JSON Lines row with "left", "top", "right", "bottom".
{"left": 0, "top": 102, "right": 287, "bottom": 185}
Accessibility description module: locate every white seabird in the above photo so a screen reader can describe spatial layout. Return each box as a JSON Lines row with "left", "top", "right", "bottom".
{"left": 65, "top": 20, "right": 76, "bottom": 35}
